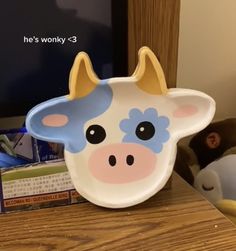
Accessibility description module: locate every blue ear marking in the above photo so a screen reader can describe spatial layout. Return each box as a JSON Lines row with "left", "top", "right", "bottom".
{"left": 26, "top": 84, "right": 113, "bottom": 153}
{"left": 26, "top": 96, "right": 69, "bottom": 144}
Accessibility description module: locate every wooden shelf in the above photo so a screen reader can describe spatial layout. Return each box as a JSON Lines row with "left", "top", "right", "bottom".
{"left": 0, "top": 172, "right": 236, "bottom": 251}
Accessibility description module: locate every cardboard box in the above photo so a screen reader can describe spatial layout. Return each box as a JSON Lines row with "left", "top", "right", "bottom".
{"left": 0, "top": 128, "right": 85, "bottom": 213}
{"left": 0, "top": 127, "right": 64, "bottom": 167}
{"left": 0, "top": 160, "right": 85, "bottom": 213}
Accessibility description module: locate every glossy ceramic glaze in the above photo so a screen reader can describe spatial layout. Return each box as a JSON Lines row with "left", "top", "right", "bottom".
{"left": 26, "top": 47, "right": 215, "bottom": 208}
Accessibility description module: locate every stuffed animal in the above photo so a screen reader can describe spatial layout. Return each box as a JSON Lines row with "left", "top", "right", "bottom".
{"left": 174, "top": 144, "right": 198, "bottom": 185}
{"left": 174, "top": 118, "right": 236, "bottom": 223}
{"left": 189, "top": 118, "right": 236, "bottom": 168}
{"left": 194, "top": 154, "right": 236, "bottom": 224}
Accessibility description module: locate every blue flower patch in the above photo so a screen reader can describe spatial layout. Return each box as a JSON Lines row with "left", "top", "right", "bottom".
{"left": 120, "top": 108, "right": 170, "bottom": 153}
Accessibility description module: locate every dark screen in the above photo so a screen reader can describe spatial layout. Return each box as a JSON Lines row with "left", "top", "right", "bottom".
{"left": 0, "top": 0, "right": 117, "bottom": 117}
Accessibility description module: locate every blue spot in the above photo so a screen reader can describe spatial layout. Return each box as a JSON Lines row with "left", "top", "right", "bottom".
{"left": 120, "top": 108, "right": 170, "bottom": 153}
{"left": 99, "top": 79, "right": 109, "bottom": 85}
{"left": 26, "top": 83, "right": 113, "bottom": 153}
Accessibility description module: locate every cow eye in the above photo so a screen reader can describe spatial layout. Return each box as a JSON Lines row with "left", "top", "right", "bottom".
{"left": 86, "top": 124, "right": 106, "bottom": 144}
{"left": 135, "top": 121, "right": 155, "bottom": 140}
{"left": 202, "top": 184, "right": 214, "bottom": 191}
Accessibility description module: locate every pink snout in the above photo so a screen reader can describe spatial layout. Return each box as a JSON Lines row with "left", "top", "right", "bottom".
{"left": 88, "top": 143, "right": 157, "bottom": 184}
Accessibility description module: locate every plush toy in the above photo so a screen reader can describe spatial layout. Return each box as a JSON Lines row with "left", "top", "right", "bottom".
{"left": 194, "top": 154, "right": 236, "bottom": 224}
{"left": 174, "top": 144, "right": 197, "bottom": 185}
{"left": 175, "top": 118, "right": 236, "bottom": 223}
{"left": 26, "top": 47, "right": 215, "bottom": 208}
{"left": 189, "top": 118, "right": 236, "bottom": 168}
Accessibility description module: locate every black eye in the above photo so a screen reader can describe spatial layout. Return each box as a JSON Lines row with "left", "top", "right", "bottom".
{"left": 202, "top": 184, "right": 214, "bottom": 191}
{"left": 86, "top": 125, "right": 106, "bottom": 144}
{"left": 135, "top": 121, "right": 155, "bottom": 140}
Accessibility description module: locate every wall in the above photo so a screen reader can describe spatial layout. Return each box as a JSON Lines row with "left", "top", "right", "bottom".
{"left": 177, "top": 0, "right": 236, "bottom": 120}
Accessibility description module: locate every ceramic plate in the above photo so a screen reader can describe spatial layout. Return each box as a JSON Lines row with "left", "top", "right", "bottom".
{"left": 26, "top": 47, "right": 215, "bottom": 208}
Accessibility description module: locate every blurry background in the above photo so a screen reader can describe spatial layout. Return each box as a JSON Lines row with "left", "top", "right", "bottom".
{"left": 177, "top": 0, "right": 236, "bottom": 121}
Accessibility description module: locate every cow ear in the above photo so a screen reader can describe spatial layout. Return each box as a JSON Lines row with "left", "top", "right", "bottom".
{"left": 26, "top": 97, "right": 70, "bottom": 144}
{"left": 68, "top": 52, "right": 100, "bottom": 99}
{"left": 133, "top": 47, "right": 168, "bottom": 95}
{"left": 168, "top": 89, "right": 216, "bottom": 139}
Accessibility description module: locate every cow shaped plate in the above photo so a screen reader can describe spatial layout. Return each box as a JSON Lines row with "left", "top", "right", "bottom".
{"left": 26, "top": 47, "right": 215, "bottom": 208}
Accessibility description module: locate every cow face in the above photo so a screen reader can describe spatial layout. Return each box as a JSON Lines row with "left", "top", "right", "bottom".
{"left": 26, "top": 47, "right": 215, "bottom": 208}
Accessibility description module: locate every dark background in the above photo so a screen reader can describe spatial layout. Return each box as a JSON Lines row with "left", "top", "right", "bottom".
{"left": 0, "top": 0, "right": 127, "bottom": 117}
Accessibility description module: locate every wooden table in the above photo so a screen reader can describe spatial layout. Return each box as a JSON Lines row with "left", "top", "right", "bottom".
{"left": 0, "top": 172, "right": 236, "bottom": 251}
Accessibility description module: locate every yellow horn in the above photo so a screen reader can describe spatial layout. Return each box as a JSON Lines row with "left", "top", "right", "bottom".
{"left": 133, "top": 47, "right": 168, "bottom": 95}
{"left": 68, "top": 52, "right": 100, "bottom": 100}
